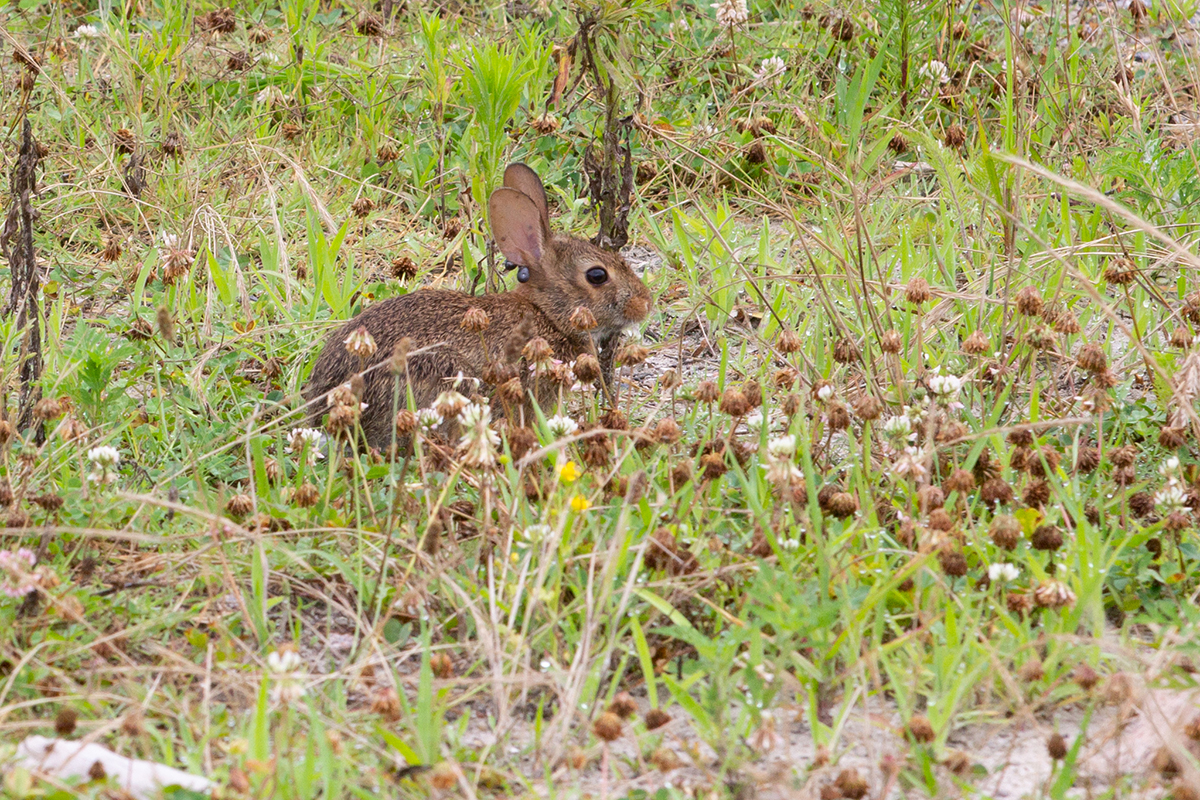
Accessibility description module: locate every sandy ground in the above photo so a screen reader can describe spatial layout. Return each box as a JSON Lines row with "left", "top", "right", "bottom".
{"left": 449, "top": 683, "right": 1200, "bottom": 798}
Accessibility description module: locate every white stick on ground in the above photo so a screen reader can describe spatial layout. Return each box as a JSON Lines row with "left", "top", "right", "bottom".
{"left": 13, "top": 736, "right": 213, "bottom": 799}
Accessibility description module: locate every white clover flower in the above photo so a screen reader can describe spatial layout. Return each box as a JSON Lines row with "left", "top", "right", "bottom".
{"left": 919, "top": 60, "right": 951, "bottom": 85}
{"left": 745, "top": 410, "right": 765, "bottom": 430}
{"left": 87, "top": 445, "right": 121, "bottom": 486}
{"left": 928, "top": 373, "right": 963, "bottom": 398}
{"left": 667, "top": 18, "right": 691, "bottom": 37}
{"left": 779, "top": 537, "right": 800, "bottom": 551}
{"left": 767, "top": 434, "right": 796, "bottom": 459}
{"left": 459, "top": 402, "right": 489, "bottom": 429}
{"left": 73, "top": 24, "right": 101, "bottom": 38}
{"left": 522, "top": 524, "right": 552, "bottom": 544}
{"left": 254, "top": 86, "right": 285, "bottom": 106}
{"left": 817, "top": 384, "right": 836, "bottom": 402}
{"left": 434, "top": 389, "right": 469, "bottom": 419}
{"left": 546, "top": 415, "right": 579, "bottom": 439}
{"left": 891, "top": 446, "right": 928, "bottom": 481}
{"left": 988, "top": 562, "right": 1020, "bottom": 583}
{"left": 458, "top": 403, "right": 500, "bottom": 468}
{"left": 1156, "top": 481, "right": 1187, "bottom": 514}
{"left": 882, "top": 415, "right": 914, "bottom": 438}
{"left": 287, "top": 428, "right": 325, "bottom": 465}
{"left": 755, "top": 56, "right": 786, "bottom": 85}
{"left": 266, "top": 650, "right": 307, "bottom": 705}
{"left": 713, "top": 0, "right": 749, "bottom": 27}
{"left": 0, "top": 548, "right": 38, "bottom": 598}
{"left": 765, "top": 459, "right": 803, "bottom": 487}
{"left": 88, "top": 446, "right": 120, "bottom": 467}
{"left": 1160, "top": 456, "right": 1181, "bottom": 477}
{"left": 257, "top": 51, "right": 281, "bottom": 64}
{"left": 417, "top": 408, "right": 443, "bottom": 431}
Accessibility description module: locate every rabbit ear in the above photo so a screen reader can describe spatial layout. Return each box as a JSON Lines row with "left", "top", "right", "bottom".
{"left": 489, "top": 187, "right": 544, "bottom": 267}
{"left": 502, "top": 163, "right": 551, "bottom": 240}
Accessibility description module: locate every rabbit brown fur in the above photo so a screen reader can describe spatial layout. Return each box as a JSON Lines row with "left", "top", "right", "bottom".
{"left": 303, "top": 163, "right": 652, "bottom": 449}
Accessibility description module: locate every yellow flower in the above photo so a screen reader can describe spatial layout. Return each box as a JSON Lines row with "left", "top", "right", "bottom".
{"left": 570, "top": 494, "right": 592, "bottom": 513}
{"left": 557, "top": 460, "right": 581, "bottom": 483}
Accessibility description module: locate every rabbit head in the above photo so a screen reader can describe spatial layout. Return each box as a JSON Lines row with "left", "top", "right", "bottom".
{"left": 488, "top": 163, "right": 652, "bottom": 347}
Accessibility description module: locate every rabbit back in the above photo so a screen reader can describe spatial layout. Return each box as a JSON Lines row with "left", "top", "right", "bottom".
{"left": 303, "top": 288, "right": 586, "bottom": 446}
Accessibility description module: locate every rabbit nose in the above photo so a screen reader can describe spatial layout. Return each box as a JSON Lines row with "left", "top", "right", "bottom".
{"left": 623, "top": 293, "right": 650, "bottom": 322}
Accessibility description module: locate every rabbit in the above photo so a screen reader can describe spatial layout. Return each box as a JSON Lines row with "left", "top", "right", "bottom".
{"left": 302, "top": 162, "right": 653, "bottom": 449}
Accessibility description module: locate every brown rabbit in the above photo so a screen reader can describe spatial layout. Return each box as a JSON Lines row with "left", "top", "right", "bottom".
{"left": 303, "top": 163, "right": 653, "bottom": 448}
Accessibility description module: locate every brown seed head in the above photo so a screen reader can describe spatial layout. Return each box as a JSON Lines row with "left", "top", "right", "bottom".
{"left": 1159, "top": 427, "right": 1186, "bottom": 450}
{"left": 1015, "top": 286, "right": 1044, "bottom": 316}
{"left": 608, "top": 692, "right": 638, "bottom": 719}
{"left": 695, "top": 380, "right": 720, "bottom": 404}
{"left": 1023, "top": 479, "right": 1051, "bottom": 508}
{"left": 523, "top": 337, "right": 554, "bottom": 364}
{"left": 573, "top": 354, "right": 602, "bottom": 385}
{"left": 1165, "top": 511, "right": 1191, "bottom": 533}
{"left": 654, "top": 418, "right": 682, "bottom": 445}
{"left": 833, "top": 338, "right": 859, "bottom": 363}
{"left": 1019, "top": 658, "right": 1045, "bottom": 683}
{"left": 55, "top": 707, "right": 79, "bottom": 736}
{"left": 962, "top": 330, "right": 989, "bottom": 355}
{"left": 1046, "top": 732, "right": 1068, "bottom": 760}
{"left": 1169, "top": 327, "right": 1191, "bottom": 349}
{"left": 979, "top": 479, "right": 1017, "bottom": 510}
{"left": 905, "top": 277, "right": 932, "bottom": 306}
{"left": 828, "top": 16, "right": 856, "bottom": 42}
{"left": 828, "top": 492, "right": 859, "bottom": 519}
{"left": 907, "top": 715, "right": 936, "bottom": 743}
{"left": 356, "top": 13, "right": 386, "bottom": 36}
{"left": 593, "top": 711, "right": 623, "bottom": 742}
{"left": 944, "top": 468, "right": 976, "bottom": 495}
{"left": 928, "top": 508, "right": 954, "bottom": 531}
{"left": 294, "top": 482, "right": 319, "bottom": 508}
{"left": 938, "top": 547, "right": 968, "bottom": 576}
{"left": 990, "top": 514, "right": 1021, "bottom": 549}
{"left": 700, "top": 452, "right": 728, "bottom": 481}
{"left": 227, "top": 493, "right": 253, "bottom": 517}
{"left": 616, "top": 343, "right": 649, "bottom": 366}
{"left": 719, "top": 389, "right": 750, "bottom": 418}
{"left": 1076, "top": 342, "right": 1107, "bottom": 373}
{"left": 1074, "top": 663, "right": 1100, "bottom": 691}
{"left": 888, "top": 133, "right": 909, "bottom": 153}
{"left": 461, "top": 307, "right": 491, "bottom": 333}
{"left": 880, "top": 329, "right": 903, "bottom": 353}
{"left": 782, "top": 393, "right": 803, "bottom": 417}
{"left": 742, "top": 380, "right": 763, "bottom": 409}
{"left": 944, "top": 123, "right": 967, "bottom": 150}
{"left": 569, "top": 306, "right": 599, "bottom": 331}
{"left": 918, "top": 485, "right": 946, "bottom": 512}
{"left": 33, "top": 397, "right": 63, "bottom": 421}
{"left": 826, "top": 402, "right": 851, "bottom": 431}
{"left": 376, "top": 143, "right": 399, "bottom": 163}
{"left": 430, "top": 652, "right": 454, "bottom": 679}
{"left": 390, "top": 256, "right": 417, "bottom": 280}
{"left": 778, "top": 329, "right": 803, "bottom": 353}
{"left": 1033, "top": 579, "right": 1076, "bottom": 609}
{"left": 114, "top": 128, "right": 137, "bottom": 155}
{"left": 1053, "top": 310, "right": 1081, "bottom": 335}
{"left": 1031, "top": 524, "right": 1063, "bottom": 551}
{"left": 101, "top": 235, "right": 122, "bottom": 263}
{"left": 851, "top": 394, "right": 882, "bottom": 421}
{"left": 644, "top": 708, "right": 671, "bottom": 730}
{"left": 1110, "top": 444, "right": 1137, "bottom": 467}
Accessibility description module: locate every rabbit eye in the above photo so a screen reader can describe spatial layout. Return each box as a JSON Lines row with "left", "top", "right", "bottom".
{"left": 585, "top": 267, "right": 608, "bottom": 286}
{"left": 517, "top": 266, "right": 530, "bottom": 283}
